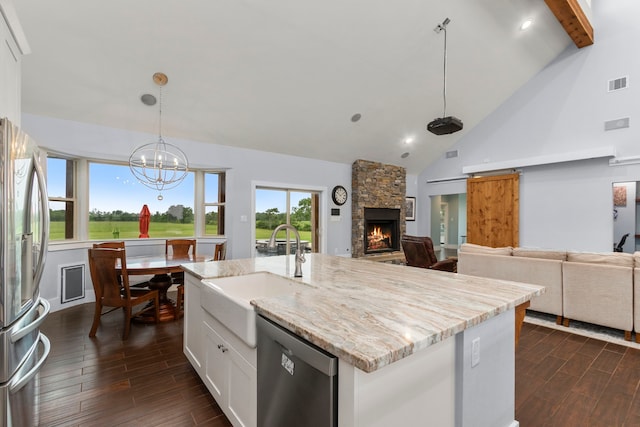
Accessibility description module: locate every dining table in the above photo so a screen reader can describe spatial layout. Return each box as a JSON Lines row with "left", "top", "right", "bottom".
{"left": 122, "top": 254, "right": 211, "bottom": 322}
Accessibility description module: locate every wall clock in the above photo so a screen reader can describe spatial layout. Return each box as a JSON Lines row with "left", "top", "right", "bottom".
{"left": 332, "top": 185, "right": 348, "bottom": 206}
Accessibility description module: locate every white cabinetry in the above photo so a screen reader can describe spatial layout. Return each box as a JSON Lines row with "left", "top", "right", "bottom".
{"left": 202, "top": 313, "right": 256, "bottom": 427}
{"left": 203, "top": 312, "right": 258, "bottom": 427}
{"left": 183, "top": 273, "right": 256, "bottom": 427}
{"left": 0, "top": 0, "right": 29, "bottom": 125}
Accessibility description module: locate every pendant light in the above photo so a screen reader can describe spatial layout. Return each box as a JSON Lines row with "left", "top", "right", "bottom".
{"left": 427, "top": 18, "right": 463, "bottom": 135}
{"left": 129, "top": 72, "right": 189, "bottom": 200}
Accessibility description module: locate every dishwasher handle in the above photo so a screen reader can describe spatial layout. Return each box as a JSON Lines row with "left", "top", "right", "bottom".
{"left": 257, "top": 315, "right": 337, "bottom": 377}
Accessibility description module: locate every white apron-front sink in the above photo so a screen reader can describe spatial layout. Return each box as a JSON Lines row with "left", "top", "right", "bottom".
{"left": 200, "top": 272, "right": 305, "bottom": 347}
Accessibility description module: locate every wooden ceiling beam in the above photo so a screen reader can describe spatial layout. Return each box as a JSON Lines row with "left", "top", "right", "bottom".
{"left": 544, "top": 0, "right": 594, "bottom": 48}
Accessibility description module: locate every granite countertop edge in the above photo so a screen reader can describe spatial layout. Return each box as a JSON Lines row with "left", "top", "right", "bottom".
{"left": 182, "top": 254, "right": 544, "bottom": 373}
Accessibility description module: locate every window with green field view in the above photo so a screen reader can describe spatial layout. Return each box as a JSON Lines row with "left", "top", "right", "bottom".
{"left": 205, "top": 171, "right": 225, "bottom": 236}
{"left": 47, "top": 156, "right": 76, "bottom": 240}
{"left": 47, "top": 155, "right": 225, "bottom": 241}
{"left": 255, "top": 187, "right": 318, "bottom": 256}
{"left": 89, "top": 162, "right": 196, "bottom": 239}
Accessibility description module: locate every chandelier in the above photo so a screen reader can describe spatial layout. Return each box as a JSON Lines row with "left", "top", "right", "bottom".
{"left": 129, "top": 72, "right": 189, "bottom": 200}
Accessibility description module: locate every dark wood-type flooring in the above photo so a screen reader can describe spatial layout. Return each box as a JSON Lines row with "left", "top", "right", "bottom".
{"left": 517, "top": 322, "right": 640, "bottom": 426}
{"left": 37, "top": 301, "right": 232, "bottom": 426}
{"left": 37, "top": 303, "right": 640, "bottom": 426}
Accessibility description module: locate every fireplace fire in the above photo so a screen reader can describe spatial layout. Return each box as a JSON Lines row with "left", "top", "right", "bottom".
{"left": 364, "top": 208, "right": 400, "bottom": 254}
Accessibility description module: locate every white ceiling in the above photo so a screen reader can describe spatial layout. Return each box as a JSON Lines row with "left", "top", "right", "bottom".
{"left": 14, "top": 0, "right": 572, "bottom": 174}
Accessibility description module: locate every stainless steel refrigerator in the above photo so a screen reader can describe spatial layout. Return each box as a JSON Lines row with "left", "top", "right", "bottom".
{"left": 0, "top": 118, "right": 51, "bottom": 426}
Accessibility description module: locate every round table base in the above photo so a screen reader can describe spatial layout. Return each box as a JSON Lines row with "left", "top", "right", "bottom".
{"left": 134, "top": 273, "right": 178, "bottom": 323}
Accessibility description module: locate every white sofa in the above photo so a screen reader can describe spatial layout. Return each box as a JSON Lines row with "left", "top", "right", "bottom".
{"left": 458, "top": 243, "right": 636, "bottom": 341}
{"left": 562, "top": 251, "right": 634, "bottom": 341}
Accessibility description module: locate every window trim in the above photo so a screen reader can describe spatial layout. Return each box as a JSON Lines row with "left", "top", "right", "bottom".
{"left": 46, "top": 154, "right": 78, "bottom": 240}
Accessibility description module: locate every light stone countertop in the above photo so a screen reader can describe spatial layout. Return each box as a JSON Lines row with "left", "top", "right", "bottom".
{"left": 182, "top": 253, "right": 544, "bottom": 373}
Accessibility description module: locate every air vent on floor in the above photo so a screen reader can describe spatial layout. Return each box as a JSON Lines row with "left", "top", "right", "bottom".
{"left": 445, "top": 150, "right": 458, "bottom": 159}
{"left": 608, "top": 76, "right": 628, "bottom": 92}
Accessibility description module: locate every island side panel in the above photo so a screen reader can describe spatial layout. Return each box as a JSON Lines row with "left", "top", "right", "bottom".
{"left": 339, "top": 336, "right": 456, "bottom": 427}
{"left": 184, "top": 274, "right": 204, "bottom": 373}
{"left": 455, "top": 308, "right": 516, "bottom": 427}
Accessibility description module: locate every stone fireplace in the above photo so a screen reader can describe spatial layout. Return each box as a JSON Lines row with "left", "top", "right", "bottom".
{"left": 352, "top": 159, "right": 406, "bottom": 258}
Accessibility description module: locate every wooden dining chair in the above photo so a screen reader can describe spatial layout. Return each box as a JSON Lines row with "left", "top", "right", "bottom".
{"left": 93, "top": 241, "right": 150, "bottom": 288}
{"left": 167, "top": 239, "right": 196, "bottom": 320}
{"left": 88, "top": 248, "right": 159, "bottom": 340}
{"left": 93, "top": 241, "right": 125, "bottom": 249}
{"left": 214, "top": 241, "right": 227, "bottom": 261}
{"left": 165, "top": 239, "right": 196, "bottom": 259}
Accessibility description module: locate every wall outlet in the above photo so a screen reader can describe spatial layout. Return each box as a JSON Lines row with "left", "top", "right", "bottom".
{"left": 471, "top": 337, "right": 480, "bottom": 367}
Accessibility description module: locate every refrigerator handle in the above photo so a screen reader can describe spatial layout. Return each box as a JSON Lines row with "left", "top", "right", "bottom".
{"left": 9, "top": 333, "right": 51, "bottom": 395}
{"left": 32, "top": 152, "right": 49, "bottom": 287}
{"left": 11, "top": 298, "right": 50, "bottom": 343}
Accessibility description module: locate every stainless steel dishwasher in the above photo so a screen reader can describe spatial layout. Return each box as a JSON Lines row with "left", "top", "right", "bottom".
{"left": 257, "top": 315, "right": 338, "bottom": 427}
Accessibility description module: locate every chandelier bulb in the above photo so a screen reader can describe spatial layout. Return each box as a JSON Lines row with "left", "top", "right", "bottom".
{"left": 158, "top": 194, "right": 164, "bottom": 201}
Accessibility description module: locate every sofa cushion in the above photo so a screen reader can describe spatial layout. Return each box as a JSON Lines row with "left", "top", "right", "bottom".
{"left": 563, "top": 262, "right": 633, "bottom": 331}
{"left": 566, "top": 251, "right": 633, "bottom": 268}
{"left": 512, "top": 248, "right": 567, "bottom": 261}
{"left": 459, "top": 243, "right": 512, "bottom": 256}
{"left": 634, "top": 252, "right": 640, "bottom": 268}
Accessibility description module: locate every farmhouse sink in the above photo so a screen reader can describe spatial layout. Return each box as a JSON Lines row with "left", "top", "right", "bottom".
{"left": 200, "top": 272, "right": 304, "bottom": 347}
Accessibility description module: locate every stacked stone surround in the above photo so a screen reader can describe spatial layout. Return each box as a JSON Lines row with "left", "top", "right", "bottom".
{"left": 351, "top": 159, "right": 406, "bottom": 258}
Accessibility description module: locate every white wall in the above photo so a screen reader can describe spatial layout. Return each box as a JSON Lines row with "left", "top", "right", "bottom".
{"left": 21, "top": 114, "right": 353, "bottom": 310}
{"left": 419, "top": 0, "right": 640, "bottom": 252}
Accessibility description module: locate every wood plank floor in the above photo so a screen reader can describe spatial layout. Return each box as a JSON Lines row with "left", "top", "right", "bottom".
{"left": 37, "top": 303, "right": 640, "bottom": 426}
{"left": 516, "top": 322, "right": 640, "bottom": 426}
{"left": 37, "top": 302, "right": 232, "bottom": 426}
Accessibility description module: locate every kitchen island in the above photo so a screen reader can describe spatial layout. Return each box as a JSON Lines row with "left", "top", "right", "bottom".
{"left": 182, "top": 254, "right": 543, "bottom": 427}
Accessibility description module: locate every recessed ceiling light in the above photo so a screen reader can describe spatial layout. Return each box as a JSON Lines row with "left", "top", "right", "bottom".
{"left": 520, "top": 19, "right": 533, "bottom": 31}
{"left": 404, "top": 137, "right": 415, "bottom": 144}
{"left": 140, "top": 94, "right": 157, "bottom": 106}
{"left": 351, "top": 113, "right": 362, "bottom": 122}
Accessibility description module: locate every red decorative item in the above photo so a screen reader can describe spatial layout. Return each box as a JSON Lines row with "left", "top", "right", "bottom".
{"left": 139, "top": 204, "right": 151, "bottom": 238}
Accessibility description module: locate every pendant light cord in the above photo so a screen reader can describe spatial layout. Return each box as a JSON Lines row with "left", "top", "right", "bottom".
{"left": 158, "top": 85, "right": 163, "bottom": 141}
{"left": 442, "top": 25, "right": 447, "bottom": 118}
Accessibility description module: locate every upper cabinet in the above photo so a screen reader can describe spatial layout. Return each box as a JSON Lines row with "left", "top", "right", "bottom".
{"left": 0, "top": 0, "right": 30, "bottom": 126}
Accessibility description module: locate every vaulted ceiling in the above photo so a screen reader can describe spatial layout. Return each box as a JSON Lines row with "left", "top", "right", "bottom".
{"left": 14, "top": 0, "right": 583, "bottom": 174}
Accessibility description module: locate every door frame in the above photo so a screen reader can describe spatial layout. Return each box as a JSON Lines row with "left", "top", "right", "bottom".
{"left": 250, "top": 180, "right": 328, "bottom": 257}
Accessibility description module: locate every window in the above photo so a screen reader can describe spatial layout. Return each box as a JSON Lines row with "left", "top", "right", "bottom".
{"left": 255, "top": 187, "right": 318, "bottom": 257}
{"left": 204, "top": 172, "right": 225, "bottom": 236}
{"left": 47, "top": 156, "right": 76, "bottom": 240}
{"left": 89, "top": 162, "right": 195, "bottom": 239}
{"left": 46, "top": 153, "right": 226, "bottom": 242}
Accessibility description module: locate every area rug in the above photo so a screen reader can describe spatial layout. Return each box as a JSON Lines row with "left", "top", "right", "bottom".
{"left": 524, "top": 311, "right": 640, "bottom": 350}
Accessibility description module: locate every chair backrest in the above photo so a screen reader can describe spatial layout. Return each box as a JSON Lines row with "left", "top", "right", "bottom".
{"left": 166, "top": 239, "right": 196, "bottom": 259}
{"left": 214, "top": 242, "right": 227, "bottom": 261}
{"left": 93, "top": 241, "right": 125, "bottom": 249}
{"left": 88, "top": 248, "right": 132, "bottom": 306}
{"left": 401, "top": 235, "right": 439, "bottom": 268}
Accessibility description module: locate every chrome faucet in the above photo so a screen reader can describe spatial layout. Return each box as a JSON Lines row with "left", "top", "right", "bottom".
{"left": 268, "top": 224, "right": 306, "bottom": 277}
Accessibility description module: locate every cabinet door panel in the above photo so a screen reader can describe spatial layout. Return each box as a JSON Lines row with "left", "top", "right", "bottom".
{"left": 203, "top": 320, "right": 226, "bottom": 404}
{"left": 227, "top": 348, "right": 257, "bottom": 427}
{"left": 0, "top": 16, "right": 21, "bottom": 124}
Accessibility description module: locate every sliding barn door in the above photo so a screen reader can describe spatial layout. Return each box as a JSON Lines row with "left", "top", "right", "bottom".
{"left": 467, "top": 173, "right": 519, "bottom": 248}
